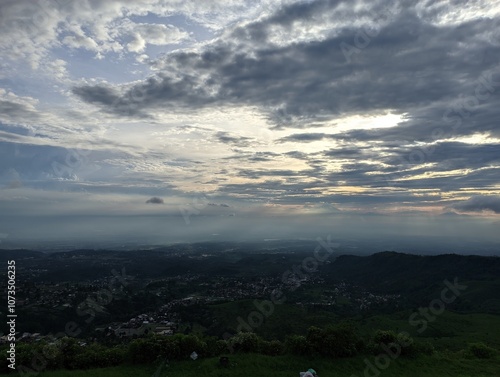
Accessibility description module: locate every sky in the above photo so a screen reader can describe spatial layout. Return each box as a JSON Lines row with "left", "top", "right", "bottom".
{"left": 0, "top": 0, "right": 499, "bottom": 251}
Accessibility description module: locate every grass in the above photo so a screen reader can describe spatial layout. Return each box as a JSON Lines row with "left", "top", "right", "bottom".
{"left": 208, "top": 300, "right": 500, "bottom": 349}
{"left": 34, "top": 353, "right": 500, "bottom": 377}
{"left": 15, "top": 307, "right": 500, "bottom": 376}
{"left": 357, "top": 310, "right": 500, "bottom": 351}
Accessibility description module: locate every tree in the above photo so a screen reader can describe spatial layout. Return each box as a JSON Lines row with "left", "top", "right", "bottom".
{"left": 306, "top": 323, "right": 360, "bottom": 358}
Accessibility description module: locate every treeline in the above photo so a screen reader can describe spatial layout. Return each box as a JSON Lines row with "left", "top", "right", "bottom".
{"left": 0, "top": 323, "right": 497, "bottom": 373}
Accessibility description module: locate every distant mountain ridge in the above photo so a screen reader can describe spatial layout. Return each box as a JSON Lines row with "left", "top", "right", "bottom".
{"left": 325, "top": 251, "right": 500, "bottom": 313}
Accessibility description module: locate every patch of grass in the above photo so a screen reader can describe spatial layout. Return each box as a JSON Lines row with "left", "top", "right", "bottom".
{"left": 37, "top": 353, "right": 500, "bottom": 377}
{"left": 358, "top": 310, "right": 500, "bottom": 351}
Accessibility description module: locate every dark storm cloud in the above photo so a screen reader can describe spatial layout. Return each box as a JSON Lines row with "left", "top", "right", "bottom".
{"left": 217, "top": 180, "right": 322, "bottom": 201}
{"left": 279, "top": 133, "right": 329, "bottom": 142}
{"left": 67, "top": 0, "right": 500, "bottom": 209}
{"left": 228, "top": 0, "right": 347, "bottom": 46}
{"left": 220, "top": 150, "right": 281, "bottom": 162}
{"left": 72, "top": 2, "right": 500, "bottom": 134}
{"left": 286, "top": 141, "right": 499, "bottom": 190}
{"left": 323, "top": 146, "right": 378, "bottom": 160}
{"left": 323, "top": 98, "right": 500, "bottom": 144}
{"left": 246, "top": 151, "right": 281, "bottom": 162}
{"left": 375, "top": 166, "right": 500, "bottom": 192}
{"left": 285, "top": 151, "right": 310, "bottom": 159}
{"left": 207, "top": 202, "right": 230, "bottom": 207}
{"left": 72, "top": 85, "right": 120, "bottom": 107}
{"left": 0, "top": 100, "right": 40, "bottom": 123}
{"left": 383, "top": 142, "right": 500, "bottom": 171}
{"left": 264, "top": 0, "right": 343, "bottom": 26}
{"left": 216, "top": 178, "right": 442, "bottom": 206}
{"left": 221, "top": 140, "right": 500, "bottom": 195}
{"left": 215, "top": 131, "right": 253, "bottom": 147}
{"left": 146, "top": 197, "right": 164, "bottom": 204}
{"left": 451, "top": 196, "right": 500, "bottom": 214}
{"left": 72, "top": 85, "right": 152, "bottom": 118}
{"left": 236, "top": 168, "right": 309, "bottom": 180}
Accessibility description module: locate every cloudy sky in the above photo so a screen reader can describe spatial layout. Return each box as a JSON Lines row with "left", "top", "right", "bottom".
{"left": 0, "top": 0, "right": 499, "bottom": 250}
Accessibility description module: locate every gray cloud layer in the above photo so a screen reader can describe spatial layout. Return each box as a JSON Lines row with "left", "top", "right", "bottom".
{"left": 451, "top": 195, "right": 500, "bottom": 214}
{"left": 70, "top": 0, "right": 500, "bottom": 207}
{"left": 146, "top": 196, "right": 165, "bottom": 204}
{"left": 73, "top": 2, "right": 500, "bottom": 130}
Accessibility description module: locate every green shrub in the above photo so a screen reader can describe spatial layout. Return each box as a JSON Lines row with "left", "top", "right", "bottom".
{"left": 306, "top": 326, "right": 323, "bottom": 353}
{"left": 215, "top": 340, "right": 230, "bottom": 355}
{"left": 42, "top": 343, "right": 64, "bottom": 369}
{"left": 285, "top": 335, "right": 311, "bottom": 356}
{"left": 15, "top": 343, "right": 39, "bottom": 369}
{"left": 204, "top": 337, "right": 228, "bottom": 357}
{"left": 373, "top": 330, "right": 397, "bottom": 345}
{"left": 161, "top": 336, "right": 182, "bottom": 360}
{"left": 228, "top": 332, "right": 261, "bottom": 353}
{"left": 128, "top": 338, "right": 162, "bottom": 364}
{"left": 307, "top": 323, "right": 360, "bottom": 358}
{"left": 128, "top": 334, "right": 207, "bottom": 363}
{"left": 370, "top": 330, "right": 418, "bottom": 358}
{"left": 396, "top": 333, "right": 416, "bottom": 357}
{"left": 259, "top": 340, "right": 284, "bottom": 356}
{"left": 467, "top": 342, "right": 496, "bottom": 359}
{"left": 176, "top": 334, "right": 207, "bottom": 358}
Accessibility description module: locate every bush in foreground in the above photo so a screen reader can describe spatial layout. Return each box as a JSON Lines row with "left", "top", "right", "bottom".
{"left": 467, "top": 342, "right": 496, "bottom": 359}
{"left": 307, "top": 323, "right": 360, "bottom": 358}
{"left": 369, "top": 330, "right": 435, "bottom": 358}
{"left": 285, "top": 335, "right": 311, "bottom": 356}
